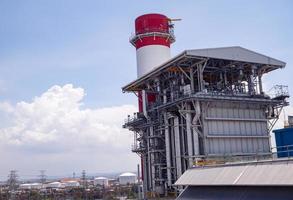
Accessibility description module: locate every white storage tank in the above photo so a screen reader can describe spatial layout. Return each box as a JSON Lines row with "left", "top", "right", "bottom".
{"left": 30, "top": 183, "right": 43, "bottom": 189}
{"left": 46, "top": 181, "right": 62, "bottom": 188}
{"left": 94, "top": 177, "right": 109, "bottom": 187}
{"left": 62, "top": 181, "right": 80, "bottom": 188}
{"left": 118, "top": 172, "right": 137, "bottom": 185}
{"left": 19, "top": 183, "right": 43, "bottom": 190}
{"left": 19, "top": 183, "right": 32, "bottom": 190}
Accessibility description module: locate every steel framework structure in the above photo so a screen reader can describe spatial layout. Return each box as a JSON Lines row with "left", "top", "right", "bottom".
{"left": 122, "top": 47, "right": 289, "bottom": 196}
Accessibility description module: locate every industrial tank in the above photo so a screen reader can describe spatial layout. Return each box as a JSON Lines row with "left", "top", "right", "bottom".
{"left": 94, "top": 177, "right": 109, "bottom": 187}
{"left": 273, "top": 127, "right": 293, "bottom": 157}
{"left": 118, "top": 172, "right": 137, "bottom": 185}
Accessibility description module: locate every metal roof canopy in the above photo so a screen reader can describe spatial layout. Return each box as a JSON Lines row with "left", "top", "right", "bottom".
{"left": 174, "top": 159, "right": 293, "bottom": 186}
{"left": 122, "top": 46, "right": 286, "bottom": 92}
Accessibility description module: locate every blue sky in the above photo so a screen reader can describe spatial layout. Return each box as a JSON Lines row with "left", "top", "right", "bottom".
{"left": 0, "top": 0, "right": 292, "bottom": 178}
{"left": 1, "top": 0, "right": 292, "bottom": 106}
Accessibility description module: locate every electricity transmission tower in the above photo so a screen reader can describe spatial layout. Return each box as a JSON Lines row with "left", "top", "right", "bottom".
{"left": 7, "top": 170, "right": 18, "bottom": 191}
{"left": 39, "top": 170, "right": 47, "bottom": 184}
{"left": 7, "top": 170, "right": 18, "bottom": 200}
{"left": 81, "top": 170, "right": 88, "bottom": 200}
{"left": 81, "top": 170, "right": 87, "bottom": 188}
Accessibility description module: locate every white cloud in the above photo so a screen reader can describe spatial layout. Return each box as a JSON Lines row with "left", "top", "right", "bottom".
{"left": 0, "top": 102, "right": 14, "bottom": 113}
{"left": 0, "top": 84, "right": 139, "bottom": 177}
{"left": 3, "top": 84, "right": 289, "bottom": 177}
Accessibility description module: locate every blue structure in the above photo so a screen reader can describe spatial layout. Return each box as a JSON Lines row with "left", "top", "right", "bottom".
{"left": 273, "top": 127, "right": 293, "bottom": 157}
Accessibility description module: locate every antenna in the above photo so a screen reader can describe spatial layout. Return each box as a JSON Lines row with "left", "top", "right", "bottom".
{"left": 168, "top": 18, "right": 182, "bottom": 21}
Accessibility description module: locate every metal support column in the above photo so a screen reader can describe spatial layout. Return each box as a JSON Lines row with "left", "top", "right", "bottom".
{"left": 150, "top": 126, "right": 155, "bottom": 191}
{"left": 174, "top": 116, "right": 182, "bottom": 178}
{"left": 186, "top": 104, "right": 194, "bottom": 167}
{"left": 164, "top": 113, "right": 172, "bottom": 186}
{"left": 190, "top": 67, "right": 195, "bottom": 93}
{"left": 258, "top": 75, "right": 263, "bottom": 94}
{"left": 192, "top": 101, "right": 201, "bottom": 156}
{"left": 147, "top": 129, "right": 152, "bottom": 190}
{"left": 142, "top": 90, "right": 148, "bottom": 118}
{"left": 142, "top": 155, "right": 148, "bottom": 194}
{"left": 197, "top": 64, "right": 204, "bottom": 91}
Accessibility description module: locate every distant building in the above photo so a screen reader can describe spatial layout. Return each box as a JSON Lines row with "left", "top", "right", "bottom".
{"left": 94, "top": 177, "right": 109, "bottom": 187}
{"left": 62, "top": 181, "right": 80, "bottom": 188}
{"left": 46, "top": 181, "right": 62, "bottom": 188}
{"left": 119, "top": 173, "right": 136, "bottom": 185}
{"left": 30, "top": 183, "right": 43, "bottom": 190}
{"left": 19, "top": 183, "right": 43, "bottom": 190}
{"left": 19, "top": 183, "right": 32, "bottom": 190}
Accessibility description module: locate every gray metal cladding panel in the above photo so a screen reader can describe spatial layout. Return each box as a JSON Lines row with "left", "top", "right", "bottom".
{"left": 207, "top": 138, "right": 270, "bottom": 154}
{"left": 206, "top": 102, "right": 265, "bottom": 119}
{"left": 176, "top": 186, "right": 293, "bottom": 200}
{"left": 206, "top": 121, "right": 267, "bottom": 136}
{"left": 204, "top": 101, "right": 270, "bottom": 154}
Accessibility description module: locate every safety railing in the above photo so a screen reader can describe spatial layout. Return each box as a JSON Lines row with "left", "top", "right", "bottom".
{"left": 124, "top": 112, "right": 145, "bottom": 124}
{"left": 271, "top": 144, "right": 293, "bottom": 158}
{"left": 187, "top": 145, "right": 293, "bottom": 168}
{"left": 268, "top": 85, "right": 289, "bottom": 99}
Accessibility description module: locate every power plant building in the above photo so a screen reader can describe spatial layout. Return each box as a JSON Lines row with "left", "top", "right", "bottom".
{"left": 123, "top": 13, "right": 289, "bottom": 195}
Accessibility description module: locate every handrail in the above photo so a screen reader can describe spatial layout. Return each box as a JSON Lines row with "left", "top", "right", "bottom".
{"left": 186, "top": 144, "right": 293, "bottom": 168}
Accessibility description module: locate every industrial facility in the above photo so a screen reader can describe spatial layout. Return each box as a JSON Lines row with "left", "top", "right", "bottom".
{"left": 122, "top": 13, "right": 290, "bottom": 197}
{"left": 1, "top": 172, "right": 140, "bottom": 199}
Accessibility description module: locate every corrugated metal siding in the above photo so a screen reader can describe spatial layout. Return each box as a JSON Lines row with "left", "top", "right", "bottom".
{"left": 186, "top": 46, "right": 286, "bottom": 67}
{"left": 203, "top": 102, "right": 270, "bottom": 155}
{"left": 123, "top": 46, "right": 285, "bottom": 92}
{"left": 175, "top": 160, "right": 293, "bottom": 186}
{"left": 176, "top": 186, "right": 293, "bottom": 200}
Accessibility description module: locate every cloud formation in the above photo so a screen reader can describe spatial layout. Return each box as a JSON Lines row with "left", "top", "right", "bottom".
{"left": 0, "top": 84, "right": 291, "bottom": 178}
{"left": 0, "top": 84, "right": 138, "bottom": 177}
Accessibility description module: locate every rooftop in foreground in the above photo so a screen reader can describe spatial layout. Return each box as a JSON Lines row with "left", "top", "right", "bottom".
{"left": 175, "top": 158, "right": 293, "bottom": 186}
